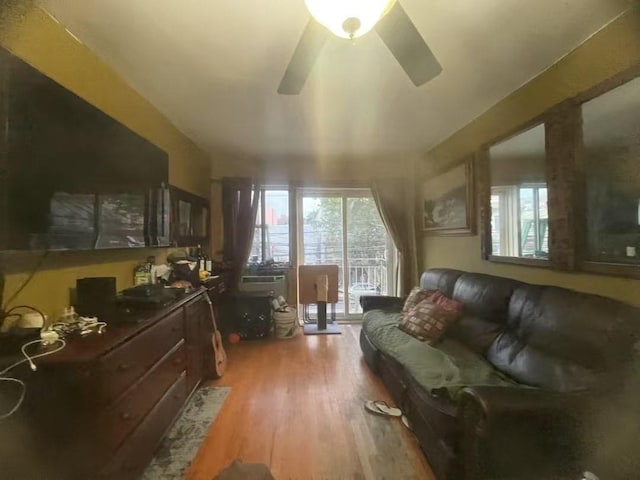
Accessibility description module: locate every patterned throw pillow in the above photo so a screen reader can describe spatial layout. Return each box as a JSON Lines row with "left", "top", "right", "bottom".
{"left": 429, "top": 290, "right": 464, "bottom": 313}
{"left": 402, "top": 287, "right": 437, "bottom": 315}
{"left": 399, "top": 298, "right": 462, "bottom": 344}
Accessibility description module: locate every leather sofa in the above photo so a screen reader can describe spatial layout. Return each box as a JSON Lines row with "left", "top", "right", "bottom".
{"left": 359, "top": 269, "right": 640, "bottom": 480}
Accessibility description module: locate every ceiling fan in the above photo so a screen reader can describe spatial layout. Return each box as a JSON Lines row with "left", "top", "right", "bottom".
{"left": 278, "top": 0, "right": 442, "bottom": 95}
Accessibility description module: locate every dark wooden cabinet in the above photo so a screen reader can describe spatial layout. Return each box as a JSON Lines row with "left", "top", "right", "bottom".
{"left": 185, "top": 293, "right": 209, "bottom": 393}
{"left": 0, "top": 287, "right": 225, "bottom": 480}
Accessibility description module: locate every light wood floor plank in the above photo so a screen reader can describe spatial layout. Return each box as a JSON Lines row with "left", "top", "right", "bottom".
{"left": 186, "top": 325, "right": 435, "bottom": 480}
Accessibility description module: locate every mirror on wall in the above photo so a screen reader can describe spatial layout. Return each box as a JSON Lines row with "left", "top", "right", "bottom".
{"left": 582, "top": 75, "right": 640, "bottom": 266}
{"left": 488, "top": 123, "right": 549, "bottom": 260}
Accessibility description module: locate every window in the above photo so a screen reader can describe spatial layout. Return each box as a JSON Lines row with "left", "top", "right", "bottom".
{"left": 488, "top": 123, "right": 549, "bottom": 261}
{"left": 519, "top": 185, "right": 548, "bottom": 257}
{"left": 249, "top": 189, "right": 290, "bottom": 264}
{"left": 297, "top": 189, "right": 396, "bottom": 317}
{"left": 491, "top": 185, "right": 548, "bottom": 258}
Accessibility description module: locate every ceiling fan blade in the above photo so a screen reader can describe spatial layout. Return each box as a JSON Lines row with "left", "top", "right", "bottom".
{"left": 278, "top": 19, "right": 329, "bottom": 95}
{"left": 375, "top": 2, "right": 442, "bottom": 87}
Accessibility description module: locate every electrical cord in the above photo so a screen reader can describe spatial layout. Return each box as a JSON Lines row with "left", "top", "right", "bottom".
{"left": 0, "top": 338, "right": 66, "bottom": 376}
{"left": 0, "top": 338, "right": 66, "bottom": 420}
{"left": 0, "top": 378, "right": 25, "bottom": 420}
{"left": 1, "top": 250, "right": 50, "bottom": 311}
{"left": 4, "top": 305, "right": 47, "bottom": 329}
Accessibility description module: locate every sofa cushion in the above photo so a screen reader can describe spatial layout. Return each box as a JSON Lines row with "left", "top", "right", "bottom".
{"left": 446, "top": 316, "right": 504, "bottom": 354}
{"left": 448, "top": 272, "right": 522, "bottom": 353}
{"left": 363, "top": 310, "right": 518, "bottom": 399}
{"left": 487, "top": 284, "right": 640, "bottom": 392}
{"left": 420, "top": 269, "right": 464, "bottom": 298}
{"left": 399, "top": 299, "right": 460, "bottom": 343}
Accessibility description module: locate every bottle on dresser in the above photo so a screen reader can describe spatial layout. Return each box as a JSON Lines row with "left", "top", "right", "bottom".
{"left": 133, "top": 263, "right": 148, "bottom": 286}
{"left": 195, "top": 244, "right": 203, "bottom": 272}
{"left": 195, "top": 245, "right": 212, "bottom": 273}
{"left": 133, "top": 256, "right": 155, "bottom": 285}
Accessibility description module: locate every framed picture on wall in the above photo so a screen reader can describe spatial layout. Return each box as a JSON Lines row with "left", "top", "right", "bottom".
{"left": 422, "top": 157, "right": 476, "bottom": 235}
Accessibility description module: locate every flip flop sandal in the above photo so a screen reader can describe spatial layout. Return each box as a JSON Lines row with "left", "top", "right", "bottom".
{"left": 374, "top": 400, "right": 402, "bottom": 417}
{"left": 365, "top": 400, "right": 402, "bottom": 417}
{"left": 364, "top": 400, "right": 387, "bottom": 416}
{"left": 401, "top": 414, "right": 413, "bottom": 431}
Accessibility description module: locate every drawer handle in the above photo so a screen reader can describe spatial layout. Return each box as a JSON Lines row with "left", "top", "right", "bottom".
{"left": 120, "top": 412, "right": 133, "bottom": 421}
{"left": 117, "top": 363, "right": 131, "bottom": 372}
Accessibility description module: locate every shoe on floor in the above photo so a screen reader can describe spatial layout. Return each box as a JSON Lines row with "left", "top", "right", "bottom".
{"left": 364, "top": 400, "right": 402, "bottom": 417}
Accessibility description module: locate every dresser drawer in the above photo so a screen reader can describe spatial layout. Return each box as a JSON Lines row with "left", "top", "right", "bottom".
{"left": 100, "top": 371, "right": 188, "bottom": 480}
{"left": 95, "top": 308, "right": 185, "bottom": 404}
{"left": 98, "top": 340, "right": 187, "bottom": 453}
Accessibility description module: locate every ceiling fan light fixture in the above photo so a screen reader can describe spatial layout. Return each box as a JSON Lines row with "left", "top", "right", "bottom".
{"left": 304, "top": 0, "right": 397, "bottom": 39}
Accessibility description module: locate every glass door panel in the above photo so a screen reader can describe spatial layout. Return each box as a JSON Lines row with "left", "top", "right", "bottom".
{"left": 300, "top": 195, "right": 345, "bottom": 314}
{"left": 346, "top": 196, "right": 391, "bottom": 314}
{"left": 298, "top": 189, "right": 395, "bottom": 318}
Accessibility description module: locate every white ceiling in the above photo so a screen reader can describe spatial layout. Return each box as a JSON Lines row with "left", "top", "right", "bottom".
{"left": 41, "top": 0, "right": 633, "bottom": 164}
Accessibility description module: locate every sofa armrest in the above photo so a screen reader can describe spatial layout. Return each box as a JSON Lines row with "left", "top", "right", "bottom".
{"left": 359, "top": 295, "right": 404, "bottom": 313}
{"left": 458, "top": 386, "right": 590, "bottom": 480}
{"left": 459, "top": 386, "right": 589, "bottom": 423}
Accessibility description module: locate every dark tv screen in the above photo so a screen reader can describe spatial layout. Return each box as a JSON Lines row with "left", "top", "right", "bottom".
{"left": 96, "top": 194, "right": 146, "bottom": 249}
{"left": 0, "top": 46, "right": 169, "bottom": 251}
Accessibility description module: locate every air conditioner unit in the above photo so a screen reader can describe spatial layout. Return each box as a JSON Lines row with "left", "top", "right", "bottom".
{"left": 239, "top": 275, "right": 287, "bottom": 299}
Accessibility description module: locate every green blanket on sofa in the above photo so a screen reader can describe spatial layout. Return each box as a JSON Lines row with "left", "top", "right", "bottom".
{"left": 362, "top": 310, "right": 518, "bottom": 399}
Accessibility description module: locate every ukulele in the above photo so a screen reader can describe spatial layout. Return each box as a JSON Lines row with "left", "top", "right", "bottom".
{"left": 204, "top": 292, "right": 227, "bottom": 377}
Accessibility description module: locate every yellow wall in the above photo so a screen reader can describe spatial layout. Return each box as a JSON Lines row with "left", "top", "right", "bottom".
{"left": 1, "top": 5, "right": 210, "bottom": 318}
{"left": 421, "top": 7, "right": 640, "bottom": 307}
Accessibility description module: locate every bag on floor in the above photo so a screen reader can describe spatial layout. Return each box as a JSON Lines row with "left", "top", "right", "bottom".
{"left": 272, "top": 296, "right": 298, "bottom": 339}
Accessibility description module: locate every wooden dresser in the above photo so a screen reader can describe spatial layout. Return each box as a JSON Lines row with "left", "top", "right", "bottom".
{"left": 0, "top": 284, "right": 224, "bottom": 480}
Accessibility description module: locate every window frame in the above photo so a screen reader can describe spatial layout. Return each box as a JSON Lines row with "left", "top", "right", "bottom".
{"left": 296, "top": 187, "right": 397, "bottom": 319}
{"left": 518, "top": 183, "right": 549, "bottom": 258}
{"left": 250, "top": 187, "right": 292, "bottom": 265}
{"left": 490, "top": 185, "right": 519, "bottom": 257}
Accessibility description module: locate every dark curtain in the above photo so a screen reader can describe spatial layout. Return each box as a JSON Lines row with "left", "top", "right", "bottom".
{"left": 222, "top": 177, "right": 260, "bottom": 291}
{"left": 372, "top": 178, "right": 419, "bottom": 297}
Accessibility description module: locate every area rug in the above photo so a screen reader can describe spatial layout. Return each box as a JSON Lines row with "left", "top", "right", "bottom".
{"left": 141, "top": 386, "right": 231, "bottom": 480}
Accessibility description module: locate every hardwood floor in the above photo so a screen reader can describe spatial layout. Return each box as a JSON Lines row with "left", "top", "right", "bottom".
{"left": 186, "top": 325, "right": 435, "bottom": 480}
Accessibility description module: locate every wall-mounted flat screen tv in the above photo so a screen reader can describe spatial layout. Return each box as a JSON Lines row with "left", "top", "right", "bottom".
{"left": 0, "top": 46, "right": 170, "bottom": 251}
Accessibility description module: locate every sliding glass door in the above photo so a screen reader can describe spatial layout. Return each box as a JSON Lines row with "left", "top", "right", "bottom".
{"left": 345, "top": 196, "right": 391, "bottom": 314}
{"left": 297, "top": 189, "right": 395, "bottom": 318}
{"left": 300, "top": 193, "right": 346, "bottom": 314}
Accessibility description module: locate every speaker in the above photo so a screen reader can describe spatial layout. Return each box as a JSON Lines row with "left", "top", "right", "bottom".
{"left": 76, "top": 277, "right": 117, "bottom": 319}
{"left": 225, "top": 293, "right": 272, "bottom": 340}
